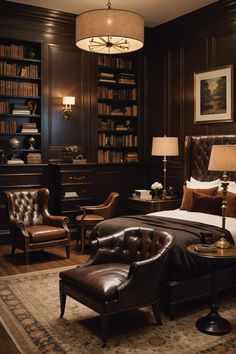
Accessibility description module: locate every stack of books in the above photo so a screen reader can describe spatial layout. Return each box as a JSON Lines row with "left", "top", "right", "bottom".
{"left": 116, "top": 73, "right": 136, "bottom": 85}
{"left": 26, "top": 153, "right": 41, "bottom": 164}
{"left": 21, "top": 122, "right": 38, "bottom": 133}
{"left": 7, "top": 158, "right": 24, "bottom": 165}
{"left": 12, "top": 104, "right": 30, "bottom": 115}
{"left": 124, "top": 152, "right": 138, "bottom": 162}
{"left": 98, "top": 72, "right": 116, "bottom": 83}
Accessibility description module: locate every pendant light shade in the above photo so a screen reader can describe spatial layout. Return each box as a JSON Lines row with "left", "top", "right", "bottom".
{"left": 76, "top": 3, "right": 144, "bottom": 54}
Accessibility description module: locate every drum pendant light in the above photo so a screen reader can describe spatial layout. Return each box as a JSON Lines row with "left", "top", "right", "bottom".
{"left": 75, "top": 0, "right": 144, "bottom": 54}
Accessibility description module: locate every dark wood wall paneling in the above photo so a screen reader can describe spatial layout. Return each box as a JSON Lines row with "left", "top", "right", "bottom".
{"left": 146, "top": 0, "right": 236, "bottom": 195}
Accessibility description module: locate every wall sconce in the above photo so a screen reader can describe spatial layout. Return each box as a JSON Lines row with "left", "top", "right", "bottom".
{"left": 62, "top": 96, "right": 75, "bottom": 120}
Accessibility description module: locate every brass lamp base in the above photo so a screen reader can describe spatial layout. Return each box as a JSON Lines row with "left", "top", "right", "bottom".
{"left": 214, "top": 237, "right": 232, "bottom": 249}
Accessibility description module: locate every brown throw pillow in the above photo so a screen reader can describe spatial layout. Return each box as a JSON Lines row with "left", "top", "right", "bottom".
{"left": 190, "top": 191, "right": 222, "bottom": 215}
{"left": 180, "top": 186, "right": 219, "bottom": 211}
{"left": 217, "top": 191, "right": 236, "bottom": 218}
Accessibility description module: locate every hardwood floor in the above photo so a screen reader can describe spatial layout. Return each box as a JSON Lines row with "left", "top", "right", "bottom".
{"left": 0, "top": 241, "right": 89, "bottom": 353}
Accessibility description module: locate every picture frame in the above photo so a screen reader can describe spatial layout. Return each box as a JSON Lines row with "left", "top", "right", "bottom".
{"left": 194, "top": 65, "right": 233, "bottom": 124}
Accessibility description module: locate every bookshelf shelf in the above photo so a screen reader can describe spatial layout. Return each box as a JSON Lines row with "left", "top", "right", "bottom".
{"left": 96, "top": 54, "right": 139, "bottom": 164}
{"left": 0, "top": 38, "right": 41, "bottom": 164}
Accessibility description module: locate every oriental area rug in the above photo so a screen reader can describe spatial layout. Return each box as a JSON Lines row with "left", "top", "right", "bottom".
{"left": 1, "top": 267, "right": 236, "bottom": 354}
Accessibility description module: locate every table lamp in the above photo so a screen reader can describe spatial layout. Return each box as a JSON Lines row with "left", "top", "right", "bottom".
{"left": 151, "top": 136, "right": 179, "bottom": 199}
{"left": 208, "top": 144, "right": 236, "bottom": 249}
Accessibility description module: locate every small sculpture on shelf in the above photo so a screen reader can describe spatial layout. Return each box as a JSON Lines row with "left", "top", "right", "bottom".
{"left": 28, "top": 137, "right": 36, "bottom": 150}
{"left": 26, "top": 100, "right": 37, "bottom": 115}
{"left": 27, "top": 47, "right": 35, "bottom": 59}
{"left": 8, "top": 137, "right": 24, "bottom": 164}
{"left": 0, "top": 149, "right": 7, "bottom": 164}
{"left": 64, "top": 145, "right": 86, "bottom": 163}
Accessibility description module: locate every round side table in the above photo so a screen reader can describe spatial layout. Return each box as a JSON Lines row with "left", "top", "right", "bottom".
{"left": 187, "top": 244, "right": 236, "bottom": 336}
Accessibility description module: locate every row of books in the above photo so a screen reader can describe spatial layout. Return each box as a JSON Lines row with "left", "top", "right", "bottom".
{"left": 97, "top": 150, "right": 138, "bottom": 163}
{"left": 0, "top": 120, "right": 16, "bottom": 133}
{"left": 0, "top": 80, "right": 39, "bottom": 96}
{"left": 98, "top": 55, "right": 132, "bottom": 70}
{"left": 98, "top": 73, "right": 136, "bottom": 85}
{"left": 97, "top": 87, "right": 137, "bottom": 100}
{"left": 0, "top": 62, "right": 39, "bottom": 78}
{"left": 0, "top": 43, "right": 24, "bottom": 58}
{"left": 0, "top": 101, "right": 8, "bottom": 114}
{"left": 97, "top": 150, "right": 123, "bottom": 163}
{"left": 98, "top": 133, "right": 138, "bottom": 147}
{"left": 98, "top": 103, "right": 138, "bottom": 116}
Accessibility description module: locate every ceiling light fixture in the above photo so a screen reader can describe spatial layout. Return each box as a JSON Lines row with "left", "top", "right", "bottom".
{"left": 75, "top": 0, "right": 144, "bottom": 54}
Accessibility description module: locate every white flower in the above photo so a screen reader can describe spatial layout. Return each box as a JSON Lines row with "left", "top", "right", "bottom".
{"left": 151, "top": 182, "right": 163, "bottom": 190}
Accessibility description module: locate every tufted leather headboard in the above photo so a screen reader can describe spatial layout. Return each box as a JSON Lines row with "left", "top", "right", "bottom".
{"left": 184, "top": 135, "right": 236, "bottom": 182}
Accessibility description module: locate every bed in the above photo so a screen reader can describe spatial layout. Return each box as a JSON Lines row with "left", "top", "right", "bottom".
{"left": 91, "top": 135, "right": 236, "bottom": 319}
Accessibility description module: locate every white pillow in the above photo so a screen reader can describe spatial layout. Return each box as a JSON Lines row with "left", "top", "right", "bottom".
{"left": 187, "top": 177, "right": 221, "bottom": 189}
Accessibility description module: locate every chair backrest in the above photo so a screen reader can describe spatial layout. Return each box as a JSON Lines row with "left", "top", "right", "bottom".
{"left": 94, "top": 192, "right": 119, "bottom": 219}
{"left": 5, "top": 188, "right": 49, "bottom": 226}
{"left": 95, "top": 227, "right": 174, "bottom": 264}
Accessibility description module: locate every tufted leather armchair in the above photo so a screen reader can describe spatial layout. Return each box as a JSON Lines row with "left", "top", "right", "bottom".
{"left": 5, "top": 188, "right": 71, "bottom": 264}
{"left": 59, "top": 227, "right": 175, "bottom": 344}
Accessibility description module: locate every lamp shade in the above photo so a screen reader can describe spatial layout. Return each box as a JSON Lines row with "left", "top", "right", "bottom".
{"left": 76, "top": 8, "right": 144, "bottom": 54}
{"left": 152, "top": 137, "right": 179, "bottom": 156}
{"left": 63, "top": 96, "right": 75, "bottom": 105}
{"left": 208, "top": 145, "right": 236, "bottom": 171}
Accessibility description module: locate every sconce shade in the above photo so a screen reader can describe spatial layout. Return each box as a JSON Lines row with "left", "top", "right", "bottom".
{"left": 63, "top": 96, "right": 75, "bottom": 106}
{"left": 76, "top": 8, "right": 144, "bottom": 54}
{"left": 208, "top": 145, "right": 236, "bottom": 171}
{"left": 152, "top": 137, "right": 179, "bottom": 156}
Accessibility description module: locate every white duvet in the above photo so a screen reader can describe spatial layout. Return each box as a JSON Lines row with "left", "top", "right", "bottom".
{"left": 148, "top": 209, "right": 236, "bottom": 244}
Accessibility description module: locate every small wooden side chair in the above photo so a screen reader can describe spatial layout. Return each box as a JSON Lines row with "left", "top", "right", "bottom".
{"left": 75, "top": 192, "right": 119, "bottom": 254}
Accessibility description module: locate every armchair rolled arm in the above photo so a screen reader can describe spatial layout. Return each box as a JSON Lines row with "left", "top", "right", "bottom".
{"left": 80, "top": 204, "right": 104, "bottom": 212}
{"left": 85, "top": 231, "right": 125, "bottom": 265}
{"left": 43, "top": 210, "right": 69, "bottom": 228}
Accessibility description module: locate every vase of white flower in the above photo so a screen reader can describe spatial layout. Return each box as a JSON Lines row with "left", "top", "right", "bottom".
{"left": 151, "top": 181, "right": 163, "bottom": 200}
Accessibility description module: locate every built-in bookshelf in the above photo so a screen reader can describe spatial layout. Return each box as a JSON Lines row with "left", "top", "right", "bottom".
{"left": 0, "top": 38, "right": 41, "bottom": 164}
{"left": 97, "top": 55, "right": 139, "bottom": 164}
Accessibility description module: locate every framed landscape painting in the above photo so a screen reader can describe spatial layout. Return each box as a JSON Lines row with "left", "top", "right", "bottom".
{"left": 194, "top": 65, "right": 233, "bottom": 124}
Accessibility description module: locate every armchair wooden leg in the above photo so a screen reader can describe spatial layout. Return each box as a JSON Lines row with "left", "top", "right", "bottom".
{"left": 25, "top": 252, "right": 29, "bottom": 265}
{"left": 60, "top": 290, "right": 67, "bottom": 318}
{"left": 101, "top": 314, "right": 109, "bottom": 346}
{"left": 11, "top": 245, "right": 15, "bottom": 256}
{"left": 80, "top": 227, "right": 85, "bottom": 255}
{"left": 65, "top": 246, "right": 70, "bottom": 259}
{"left": 152, "top": 301, "right": 162, "bottom": 325}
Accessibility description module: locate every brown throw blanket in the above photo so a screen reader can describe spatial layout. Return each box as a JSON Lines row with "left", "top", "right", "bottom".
{"left": 91, "top": 215, "right": 234, "bottom": 281}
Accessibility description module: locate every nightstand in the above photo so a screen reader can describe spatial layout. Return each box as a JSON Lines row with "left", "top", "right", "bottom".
{"left": 128, "top": 197, "right": 181, "bottom": 214}
{"left": 187, "top": 244, "right": 236, "bottom": 335}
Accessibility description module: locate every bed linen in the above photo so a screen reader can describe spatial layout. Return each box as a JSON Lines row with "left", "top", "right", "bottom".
{"left": 91, "top": 210, "right": 236, "bottom": 282}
